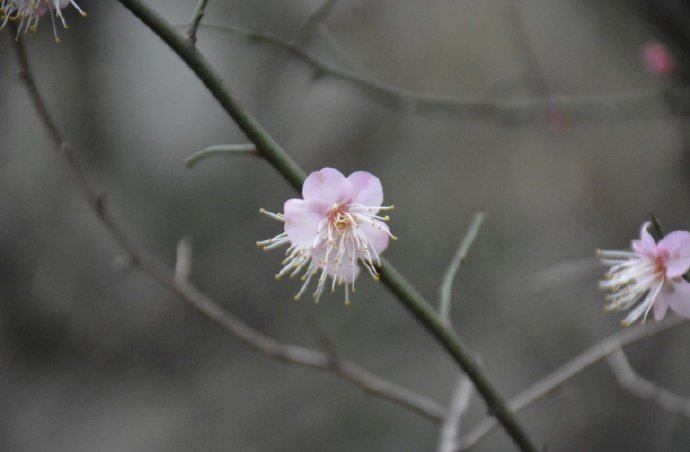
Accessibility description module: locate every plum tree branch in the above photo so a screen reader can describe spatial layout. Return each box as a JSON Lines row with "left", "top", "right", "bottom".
{"left": 112, "top": 1, "right": 540, "bottom": 450}
{"left": 195, "top": 23, "right": 689, "bottom": 123}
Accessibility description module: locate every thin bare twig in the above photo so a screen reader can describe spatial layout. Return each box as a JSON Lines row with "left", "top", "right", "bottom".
{"left": 457, "top": 316, "right": 688, "bottom": 450}
{"left": 185, "top": 0, "right": 210, "bottom": 44}
{"left": 436, "top": 215, "right": 481, "bottom": 451}
{"left": 437, "top": 375, "right": 473, "bottom": 452}
{"left": 11, "top": 30, "right": 446, "bottom": 425}
{"left": 508, "top": 0, "right": 549, "bottom": 97}
{"left": 174, "top": 237, "right": 193, "bottom": 283}
{"left": 291, "top": 0, "right": 338, "bottom": 45}
{"left": 185, "top": 143, "right": 259, "bottom": 168}
{"left": 316, "top": 24, "right": 359, "bottom": 72}
{"left": 196, "top": 23, "right": 690, "bottom": 123}
{"left": 438, "top": 213, "right": 486, "bottom": 322}
{"left": 608, "top": 348, "right": 690, "bottom": 418}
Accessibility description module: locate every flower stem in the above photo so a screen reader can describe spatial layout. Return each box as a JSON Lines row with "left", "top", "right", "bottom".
{"left": 113, "top": 1, "right": 540, "bottom": 450}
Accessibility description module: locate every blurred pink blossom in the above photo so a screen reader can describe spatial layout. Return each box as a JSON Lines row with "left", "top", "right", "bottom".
{"left": 641, "top": 40, "right": 676, "bottom": 77}
{"left": 258, "top": 168, "right": 395, "bottom": 304}
{"left": 599, "top": 222, "right": 690, "bottom": 325}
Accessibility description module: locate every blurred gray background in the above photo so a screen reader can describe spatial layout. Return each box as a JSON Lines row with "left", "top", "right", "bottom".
{"left": 2, "top": 0, "right": 690, "bottom": 451}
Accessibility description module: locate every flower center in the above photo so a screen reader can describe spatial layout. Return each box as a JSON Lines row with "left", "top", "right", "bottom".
{"left": 329, "top": 205, "right": 353, "bottom": 234}
{"left": 654, "top": 255, "right": 667, "bottom": 276}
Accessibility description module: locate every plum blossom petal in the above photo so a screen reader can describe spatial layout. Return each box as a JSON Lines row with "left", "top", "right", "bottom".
{"left": 347, "top": 171, "right": 383, "bottom": 209}
{"left": 666, "top": 279, "right": 690, "bottom": 318}
{"left": 258, "top": 168, "right": 395, "bottom": 304}
{"left": 653, "top": 292, "right": 669, "bottom": 321}
{"left": 356, "top": 220, "right": 390, "bottom": 257}
{"left": 36, "top": 0, "right": 69, "bottom": 16}
{"left": 632, "top": 222, "right": 656, "bottom": 256}
{"left": 312, "top": 245, "right": 361, "bottom": 284}
{"left": 302, "top": 168, "right": 351, "bottom": 205}
{"left": 283, "top": 199, "right": 325, "bottom": 248}
{"left": 658, "top": 231, "right": 690, "bottom": 278}
{"left": 599, "top": 222, "right": 690, "bottom": 325}
{"left": 665, "top": 258, "right": 690, "bottom": 279}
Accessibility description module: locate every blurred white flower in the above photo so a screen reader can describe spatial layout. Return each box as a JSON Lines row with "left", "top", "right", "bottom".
{"left": 1, "top": 0, "right": 86, "bottom": 41}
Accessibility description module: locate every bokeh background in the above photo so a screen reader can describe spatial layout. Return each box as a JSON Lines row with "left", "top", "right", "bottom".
{"left": 2, "top": 1, "right": 690, "bottom": 451}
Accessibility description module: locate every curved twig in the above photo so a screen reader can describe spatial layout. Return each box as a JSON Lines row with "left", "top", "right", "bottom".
{"left": 608, "top": 348, "right": 690, "bottom": 419}
{"left": 185, "top": 143, "right": 258, "bottom": 168}
{"left": 438, "top": 213, "right": 485, "bottom": 322}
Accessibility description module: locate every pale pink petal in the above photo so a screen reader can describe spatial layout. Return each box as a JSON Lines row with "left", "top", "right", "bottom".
{"left": 666, "top": 258, "right": 690, "bottom": 279}
{"left": 302, "top": 168, "right": 352, "bottom": 205}
{"left": 309, "top": 244, "right": 360, "bottom": 283}
{"left": 357, "top": 220, "right": 390, "bottom": 256}
{"left": 632, "top": 222, "right": 656, "bottom": 256}
{"left": 36, "top": 0, "right": 70, "bottom": 16}
{"left": 659, "top": 230, "right": 690, "bottom": 254}
{"left": 347, "top": 171, "right": 383, "bottom": 208}
{"left": 283, "top": 199, "right": 325, "bottom": 248}
{"left": 36, "top": 3, "right": 50, "bottom": 15}
{"left": 659, "top": 231, "right": 690, "bottom": 277}
{"left": 653, "top": 287, "right": 670, "bottom": 320}
{"left": 666, "top": 279, "right": 690, "bottom": 319}
{"left": 325, "top": 260, "right": 360, "bottom": 283}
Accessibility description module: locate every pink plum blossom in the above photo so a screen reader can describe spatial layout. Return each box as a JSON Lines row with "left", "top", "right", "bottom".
{"left": 641, "top": 40, "right": 676, "bottom": 78}
{"left": 258, "top": 168, "right": 395, "bottom": 304}
{"left": 1, "top": 0, "right": 86, "bottom": 41}
{"left": 598, "top": 222, "right": 690, "bottom": 326}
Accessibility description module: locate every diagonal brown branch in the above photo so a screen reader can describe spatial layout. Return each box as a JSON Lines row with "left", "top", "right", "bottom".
{"left": 10, "top": 29, "right": 446, "bottom": 425}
